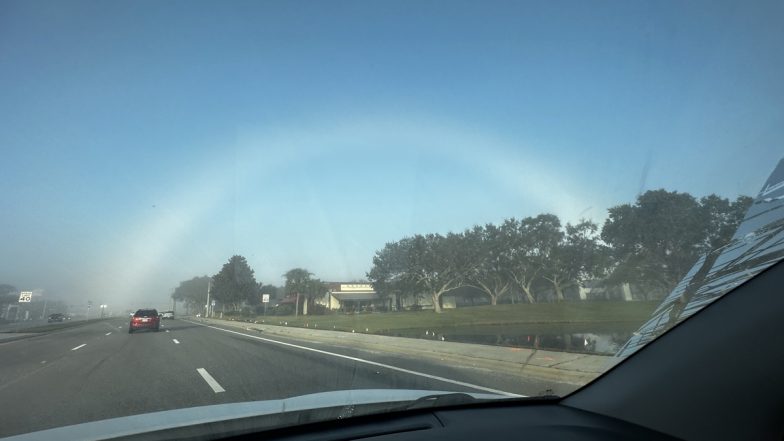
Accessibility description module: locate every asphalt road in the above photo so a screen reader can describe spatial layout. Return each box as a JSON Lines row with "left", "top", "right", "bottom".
{"left": 0, "top": 317, "right": 544, "bottom": 438}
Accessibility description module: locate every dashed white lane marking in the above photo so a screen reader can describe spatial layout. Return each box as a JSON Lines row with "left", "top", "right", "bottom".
{"left": 165, "top": 330, "right": 170, "bottom": 333}
{"left": 105, "top": 332, "right": 112, "bottom": 336}
{"left": 172, "top": 339, "right": 180, "bottom": 344}
{"left": 118, "top": 326, "right": 122, "bottom": 329}
{"left": 71, "top": 344, "right": 86, "bottom": 351}
{"left": 184, "top": 320, "right": 522, "bottom": 398}
{"left": 196, "top": 368, "right": 225, "bottom": 393}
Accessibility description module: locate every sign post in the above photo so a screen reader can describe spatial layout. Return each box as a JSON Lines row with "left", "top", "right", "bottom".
{"left": 262, "top": 294, "right": 270, "bottom": 316}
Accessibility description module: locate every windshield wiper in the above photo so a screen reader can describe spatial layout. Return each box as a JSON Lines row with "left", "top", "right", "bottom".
{"left": 388, "top": 391, "right": 552, "bottom": 413}
{"left": 398, "top": 392, "right": 483, "bottom": 410}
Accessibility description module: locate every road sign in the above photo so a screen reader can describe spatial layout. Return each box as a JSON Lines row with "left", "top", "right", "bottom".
{"left": 18, "top": 292, "right": 32, "bottom": 303}
{"left": 262, "top": 294, "right": 270, "bottom": 303}
{"left": 211, "top": 300, "right": 216, "bottom": 306}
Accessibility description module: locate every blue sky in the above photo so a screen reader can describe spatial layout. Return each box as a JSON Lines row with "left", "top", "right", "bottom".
{"left": 1, "top": 0, "right": 783, "bottom": 310}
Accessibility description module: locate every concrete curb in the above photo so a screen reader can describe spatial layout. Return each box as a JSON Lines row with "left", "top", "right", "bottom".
{"left": 0, "top": 333, "right": 39, "bottom": 344}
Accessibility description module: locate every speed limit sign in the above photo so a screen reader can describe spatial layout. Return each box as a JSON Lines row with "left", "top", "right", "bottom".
{"left": 18, "top": 291, "right": 32, "bottom": 303}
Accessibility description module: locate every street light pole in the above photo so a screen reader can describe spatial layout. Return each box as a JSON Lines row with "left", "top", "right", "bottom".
{"left": 206, "top": 279, "right": 211, "bottom": 318}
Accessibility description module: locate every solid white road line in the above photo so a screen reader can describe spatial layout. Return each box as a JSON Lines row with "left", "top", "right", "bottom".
{"left": 172, "top": 339, "right": 180, "bottom": 344}
{"left": 105, "top": 332, "right": 112, "bottom": 336}
{"left": 71, "top": 344, "right": 86, "bottom": 351}
{"left": 196, "top": 368, "right": 225, "bottom": 393}
{"left": 184, "top": 320, "right": 523, "bottom": 398}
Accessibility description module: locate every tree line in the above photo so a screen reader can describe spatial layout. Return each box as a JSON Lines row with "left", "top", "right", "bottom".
{"left": 170, "top": 189, "right": 751, "bottom": 316}
{"left": 367, "top": 190, "right": 752, "bottom": 313}
{"left": 171, "top": 257, "right": 328, "bottom": 316}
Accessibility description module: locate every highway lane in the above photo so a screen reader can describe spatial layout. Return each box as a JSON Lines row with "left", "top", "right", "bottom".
{"left": 0, "top": 319, "right": 122, "bottom": 390}
{"left": 0, "top": 317, "right": 531, "bottom": 438}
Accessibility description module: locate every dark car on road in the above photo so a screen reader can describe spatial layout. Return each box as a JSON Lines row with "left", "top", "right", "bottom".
{"left": 47, "top": 313, "right": 65, "bottom": 323}
{"left": 128, "top": 309, "right": 160, "bottom": 333}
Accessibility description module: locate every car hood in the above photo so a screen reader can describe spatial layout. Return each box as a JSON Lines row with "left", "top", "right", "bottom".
{"left": 1, "top": 389, "right": 511, "bottom": 441}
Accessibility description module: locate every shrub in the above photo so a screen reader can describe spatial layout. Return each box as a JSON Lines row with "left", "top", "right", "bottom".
{"left": 308, "top": 304, "right": 329, "bottom": 315}
{"left": 275, "top": 304, "right": 295, "bottom": 316}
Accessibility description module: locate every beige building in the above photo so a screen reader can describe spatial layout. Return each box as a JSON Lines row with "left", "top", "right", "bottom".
{"left": 316, "top": 283, "right": 458, "bottom": 311}
{"left": 317, "top": 283, "right": 380, "bottom": 311}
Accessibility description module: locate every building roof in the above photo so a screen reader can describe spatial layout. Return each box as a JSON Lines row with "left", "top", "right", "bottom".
{"left": 327, "top": 282, "right": 376, "bottom": 294}
{"left": 331, "top": 292, "right": 377, "bottom": 301}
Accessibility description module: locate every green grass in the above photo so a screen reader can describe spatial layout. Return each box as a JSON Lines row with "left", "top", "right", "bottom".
{"left": 236, "top": 301, "right": 659, "bottom": 334}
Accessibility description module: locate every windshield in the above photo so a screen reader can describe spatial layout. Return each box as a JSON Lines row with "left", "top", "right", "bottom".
{"left": 1, "top": 0, "right": 783, "bottom": 438}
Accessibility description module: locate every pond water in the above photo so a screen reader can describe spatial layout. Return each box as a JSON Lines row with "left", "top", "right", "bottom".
{"left": 380, "top": 324, "right": 637, "bottom": 355}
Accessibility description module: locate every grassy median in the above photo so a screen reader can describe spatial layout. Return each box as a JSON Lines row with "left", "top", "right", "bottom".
{"left": 236, "top": 301, "right": 659, "bottom": 335}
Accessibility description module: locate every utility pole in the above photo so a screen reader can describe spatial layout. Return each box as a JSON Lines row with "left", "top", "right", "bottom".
{"left": 206, "top": 279, "right": 211, "bottom": 318}
{"left": 295, "top": 293, "right": 299, "bottom": 317}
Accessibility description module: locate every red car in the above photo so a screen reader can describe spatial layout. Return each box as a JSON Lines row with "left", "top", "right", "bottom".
{"left": 128, "top": 309, "right": 160, "bottom": 333}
